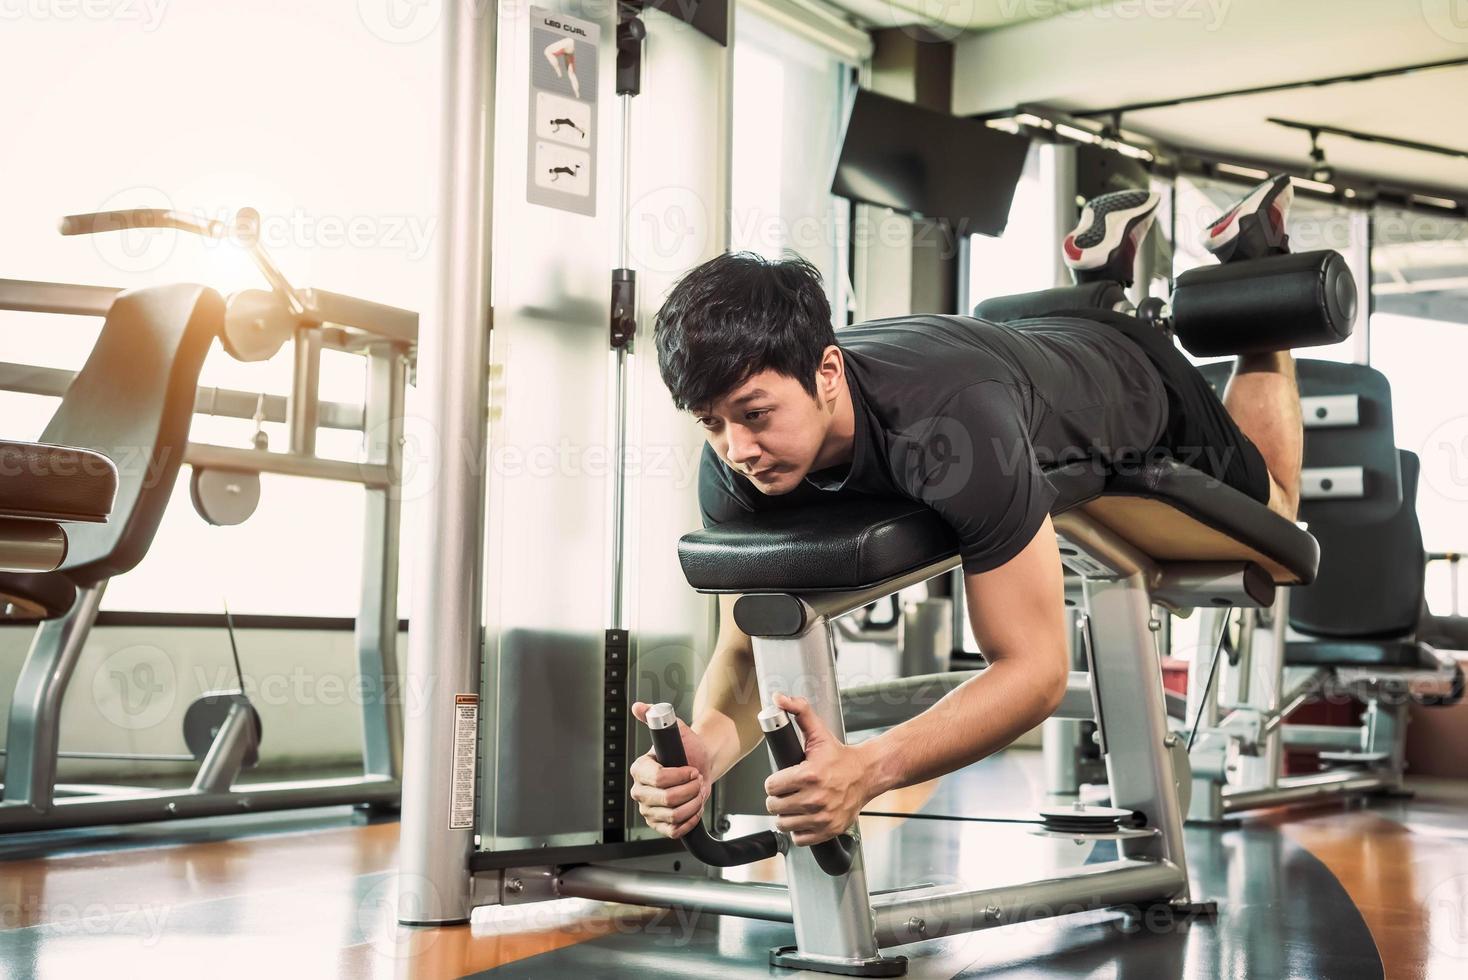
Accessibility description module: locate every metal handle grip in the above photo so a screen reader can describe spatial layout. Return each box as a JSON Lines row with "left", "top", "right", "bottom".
{"left": 759, "top": 707, "right": 855, "bottom": 877}
{"left": 644, "top": 704, "right": 780, "bottom": 868}
{"left": 59, "top": 209, "right": 225, "bottom": 240}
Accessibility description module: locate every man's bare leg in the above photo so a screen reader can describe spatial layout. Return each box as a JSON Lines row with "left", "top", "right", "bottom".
{"left": 1224, "top": 351, "right": 1302, "bottom": 520}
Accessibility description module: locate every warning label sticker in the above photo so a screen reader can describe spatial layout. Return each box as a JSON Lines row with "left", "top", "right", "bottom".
{"left": 450, "top": 694, "right": 479, "bottom": 830}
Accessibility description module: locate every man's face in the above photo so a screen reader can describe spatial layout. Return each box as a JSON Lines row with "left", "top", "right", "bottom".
{"left": 694, "top": 368, "right": 830, "bottom": 495}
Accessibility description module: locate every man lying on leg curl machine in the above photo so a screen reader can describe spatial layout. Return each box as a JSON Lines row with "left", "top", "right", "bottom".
{"left": 630, "top": 175, "right": 1304, "bottom": 847}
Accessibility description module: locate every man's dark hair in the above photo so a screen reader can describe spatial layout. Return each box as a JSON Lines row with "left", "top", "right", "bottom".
{"left": 654, "top": 251, "right": 835, "bottom": 411}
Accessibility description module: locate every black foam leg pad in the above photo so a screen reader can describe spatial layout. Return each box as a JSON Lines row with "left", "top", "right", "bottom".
{"left": 1172, "top": 250, "right": 1357, "bottom": 357}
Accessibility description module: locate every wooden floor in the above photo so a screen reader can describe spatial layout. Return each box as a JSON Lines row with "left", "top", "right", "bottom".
{"left": 1272, "top": 779, "right": 1468, "bottom": 980}
{"left": 0, "top": 764, "right": 1464, "bottom": 978}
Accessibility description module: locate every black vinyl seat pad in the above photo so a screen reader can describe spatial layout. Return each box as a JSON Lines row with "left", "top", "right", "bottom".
{"left": 1285, "top": 639, "right": 1432, "bottom": 669}
{"left": 678, "top": 458, "right": 1318, "bottom": 593}
{"left": 0, "top": 440, "right": 118, "bottom": 523}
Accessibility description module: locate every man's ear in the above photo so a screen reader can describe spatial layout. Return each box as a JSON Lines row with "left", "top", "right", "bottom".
{"left": 816, "top": 345, "right": 844, "bottom": 402}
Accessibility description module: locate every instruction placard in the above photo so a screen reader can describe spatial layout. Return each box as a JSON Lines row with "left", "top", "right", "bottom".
{"left": 528, "top": 6, "right": 599, "bottom": 216}
{"left": 449, "top": 694, "right": 479, "bottom": 830}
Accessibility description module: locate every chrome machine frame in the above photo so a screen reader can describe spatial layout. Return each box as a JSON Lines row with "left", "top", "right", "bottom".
{"left": 1182, "top": 594, "right": 1460, "bottom": 822}
{"left": 0, "top": 275, "right": 414, "bottom": 831}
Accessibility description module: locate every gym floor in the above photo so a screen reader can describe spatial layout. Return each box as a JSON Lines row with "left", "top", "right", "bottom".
{"left": 1, "top": 749, "right": 1464, "bottom": 979}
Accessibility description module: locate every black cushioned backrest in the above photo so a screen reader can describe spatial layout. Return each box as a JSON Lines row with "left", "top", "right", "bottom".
{"left": 1199, "top": 359, "right": 1400, "bottom": 525}
{"left": 1172, "top": 250, "right": 1356, "bottom": 357}
{"left": 1290, "top": 451, "right": 1425, "bottom": 640}
{"left": 973, "top": 281, "right": 1126, "bottom": 322}
{"left": 41, "top": 284, "right": 222, "bottom": 585}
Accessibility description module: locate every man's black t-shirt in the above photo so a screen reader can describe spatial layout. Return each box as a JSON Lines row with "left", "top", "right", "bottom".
{"left": 697, "top": 314, "right": 1169, "bottom": 573}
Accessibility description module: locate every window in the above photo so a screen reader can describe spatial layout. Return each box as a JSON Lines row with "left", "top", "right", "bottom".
{"left": 966, "top": 143, "right": 1056, "bottom": 308}
{"left": 1370, "top": 206, "right": 1468, "bottom": 614}
{"left": 731, "top": 7, "right": 853, "bottom": 325}
{"left": 0, "top": 8, "right": 437, "bottom": 615}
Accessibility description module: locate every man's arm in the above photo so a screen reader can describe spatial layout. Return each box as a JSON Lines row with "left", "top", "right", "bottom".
{"left": 858, "top": 516, "right": 1069, "bottom": 792}
{"left": 629, "top": 594, "right": 766, "bottom": 839}
{"left": 691, "top": 594, "right": 766, "bottom": 781}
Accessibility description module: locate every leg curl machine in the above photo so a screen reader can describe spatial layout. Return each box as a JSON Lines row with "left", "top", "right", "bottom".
{"left": 398, "top": 252, "right": 1351, "bottom": 975}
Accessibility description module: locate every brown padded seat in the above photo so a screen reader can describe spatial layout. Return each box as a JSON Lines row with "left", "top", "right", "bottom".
{"left": 0, "top": 441, "right": 117, "bottom": 523}
{"left": 1080, "top": 458, "right": 1318, "bottom": 586}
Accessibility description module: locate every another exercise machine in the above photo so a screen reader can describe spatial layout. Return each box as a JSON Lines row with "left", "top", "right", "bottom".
{"left": 1181, "top": 362, "right": 1464, "bottom": 821}
{"left": 0, "top": 206, "right": 415, "bottom": 831}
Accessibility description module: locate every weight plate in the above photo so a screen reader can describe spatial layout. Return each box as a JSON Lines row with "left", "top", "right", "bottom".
{"left": 183, "top": 691, "right": 262, "bottom": 768}
{"left": 222, "top": 288, "right": 294, "bottom": 362}
{"left": 191, "top": 467, "right": 261, "bottom": 526}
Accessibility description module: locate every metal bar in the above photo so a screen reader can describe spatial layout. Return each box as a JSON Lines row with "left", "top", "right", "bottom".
{"left": 556, "top": 867, "right": 792, "bottom": 922}
{"left": 1268, "top": 116, "right": 1468, "bottom": 163}
{"left": 0, "top": 518, "right": 67, "bottom": 573}
{"left": 841, "top": 670, "right": 1096, "bottom": 732}
{"left": 0, "top": 279, "right": 119, "bottom": 317}
{"left": 842, "top": 672, "right": 976, "bottom": 731}
{"left": 1259, "top": 664, "right": 1322, "bottom": 735}
{"left": 1070, "top": 56, "right": 1468, "bottom": 120}
{"left": 299, "top": 288, "right": 419, "bottom": 345}
{"left": 752, "top": 624, "right": 882, "bottom": 963}
{"left": 1063, "top": 517, "right": 1190, "bottom": 895}
{"left": 1280, "top": 724, "right": 1366, "bottom": 751}
{"left": 872, "top": 860, "right": 1185, "bottom": 947}
{"left": 0, "top": 751, "right": 196, "bottom": 763}
{"left": 182, "top": 443, "right": 389, "bottom": 487}
{"left": 1349, "top": 207, "right": 1372, "bottom": 365}
{"left": 1187, "top": 607, "right": 1227, "bottom": 822}
{"left": 0, "top": 776, "right": 399, "bottom": 832}
{"left": 796, "top": 556, "right": 961, "bottom": 622}
{"left": 1, "top": 584, "right": 105, "bottom": 807}
{"left": 356, "top": 348, "right": 406, "bottom": 780}
{"left": 397, "top": 0, "right": 495, "bottom": 928}
{"left": 1223, "top": 771, "right": 1387, "bottom": 812}
{"left": 288, "top": 326, "right": 322, "bottom": 456}
{"left": 608, "top": 347, "right": 628, "bottom": 629}
{"left": 189, "top": 701, "right": 256, "bottom": 794}
{"left": 0, "top": 362, "right": 365, "bottom": 431}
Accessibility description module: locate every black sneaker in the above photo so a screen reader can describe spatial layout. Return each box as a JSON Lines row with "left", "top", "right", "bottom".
{"left": 1063, "top": 189, "right": 1161, "bottom": 286}
{"left": 1203, "top": 174, "right": 1293, "bottom": 263}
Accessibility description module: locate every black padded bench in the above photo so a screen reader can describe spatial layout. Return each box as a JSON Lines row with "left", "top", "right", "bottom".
{"left": 679, "top": 457, "right": 1318, "bottom": 597}
{"left": 674, "top": 452, "right": 1320, "bottom": 959}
